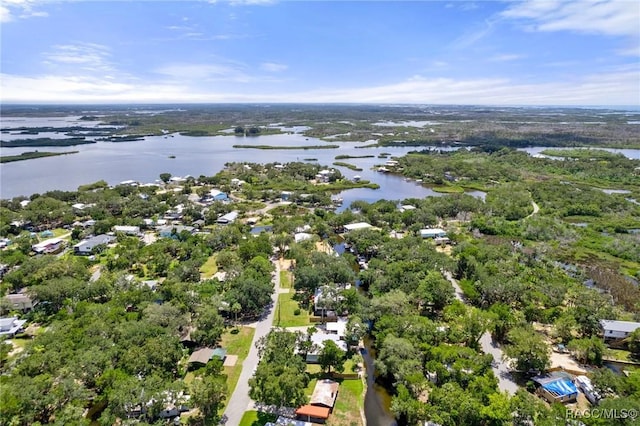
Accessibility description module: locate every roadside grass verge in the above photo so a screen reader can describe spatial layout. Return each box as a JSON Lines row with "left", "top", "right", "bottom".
{"left": 238, "top": 410, "right": 277, "bottom": 426}
{"left": 274, "top": 292, "right": 311, "bottom": 328}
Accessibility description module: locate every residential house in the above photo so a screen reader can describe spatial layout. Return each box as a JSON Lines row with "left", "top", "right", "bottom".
{"left": 217, "top": 211, "right": 239, "bottom": 224}
{"left": 32, "top": 237, "right": 65, "bottom": 254}
{"left": 3, "top": 293, "right": 35, "bottom": 312}
{"left": 420, "top": 228, "right": 447, "bottom": 239}
{"left": 325, "top": 317, "right": 348, "bottom": 339}
{"left": 600, "top": 320, "right": 640, "bottom": 340}
{"left": 113, "top": 225, "right": 141, "bottom": 235}
{"left": 187, "top": 347, "right": 226, "bottom": 369}
{"left": 294, "top": 233, "right": 313, "bottom": 243}
{"left": 310, "top": 379, "right": 339, "bottom": 411}
{"left": 295, "top": 406, "right": 330, "bottom": 424}
{"left": 532, "top": 374, "right": 578, "bottom": 404}
{"left": 73, "top": 234, "right": 116, "bottom": 255}
{"left": 158, "top": 225, "right": 195, "bottom": 239}
{"left": 0, "top": 317, "right": 27, "bottom": 337}
{"left": 304, "top": 332, "right": 348, "bottom": 363}
{"left": 343, "top": 222, "right": 373, "bottom": 232}
{"left": 209, "top": 189, "right": 228, "bottom": 201}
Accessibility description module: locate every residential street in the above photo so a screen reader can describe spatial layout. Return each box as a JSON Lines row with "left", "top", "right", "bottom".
{"left": 442, "top": 270, "right": 519, "bottom": 395}
{"left": 221, "top": 260, "right": 281, "bottom": 425}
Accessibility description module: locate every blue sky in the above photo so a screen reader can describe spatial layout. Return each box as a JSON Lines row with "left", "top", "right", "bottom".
{"left": 1, "top": 0, "right": 638, "bottom": 105}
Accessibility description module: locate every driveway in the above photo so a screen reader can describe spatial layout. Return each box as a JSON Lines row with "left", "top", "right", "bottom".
{"left": 442, "top": 270, "right": 519, "bottom": 395}
{"left": 222, "top": 260, "right": 281, "bottom": 425}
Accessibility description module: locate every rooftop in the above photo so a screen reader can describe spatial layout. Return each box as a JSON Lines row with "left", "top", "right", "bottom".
{"left": 295, "top": 405, "right": 330, "bottom": 420}
{"left": 0, "top": 317, "right": 27, "bottom": 335}
{"left": 600, "top": 320, "right": 640, "bottom": 333}
{"left": 188, "top": 347, "right": 215, "bottom": 365}
{"left": 344, "top": 222, "right": 372, "bottom": 231}
{"left": 310, "top": 379, "right": 339, "bottom": 408}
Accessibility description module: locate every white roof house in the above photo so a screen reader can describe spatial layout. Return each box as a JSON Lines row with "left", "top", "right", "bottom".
{"left": 113, "top": 225, "right": 141, "bottom": 235}
{"left": 32, "top": 238, "right": 64, "bottom": 254}
{"left": 0, "top": 317, "right": 27, "bottom": 336}
{"left": 294, "top": 233, "right": 313, "bottom": 243}
{"left": 326, "top": 317, "right": 348, "bottom": 338}
{"left": 217, "top": 211, "right": 238, "bottom": 224}
{"left": 74, "top": 235, "right": 116, "bottom": 254}
{"left": 344, "top": 222, "right": 373, "bottom": 232}
{"left": 600, "top": 320, "right": 640, "bottom": 339}
{"left": 420, "top": 228, "right": 447, "bottom": 239}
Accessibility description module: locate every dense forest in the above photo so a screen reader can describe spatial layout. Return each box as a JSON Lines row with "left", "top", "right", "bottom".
{"left": 1, "top": 143, "right": 639, "bottom": 425}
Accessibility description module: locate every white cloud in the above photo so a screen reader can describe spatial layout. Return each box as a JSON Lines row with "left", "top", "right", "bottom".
{"left": 229, "top": 0, "right": 275, "bottom": 6}
{"left": 1, "top": 0, "right": 47, "bottom": 23}
{"left": 155, "top": 63, "right": 250, "bottom": 82}
{"left": 0, "top": 5, "right": 11, "bottom": 22}
{"left": 502, "top": 0, "right": 640, "bottom": 37}
{"left": 43, "top": 43, "right": 114, "bottom": 73}
{"left": 489, "top": 54, "right": 525, "bottom": 62}
{"left": 2, "top": 69, "right": 638, "bottom": 105}
{"left": 260, "top": 62, "right": 287, "bottom": 72}
{"left": 617, "top": 44, "right": 640, "bottom": 57}
{"left": 450, "top": 18, "right": 499, "bottom": 49}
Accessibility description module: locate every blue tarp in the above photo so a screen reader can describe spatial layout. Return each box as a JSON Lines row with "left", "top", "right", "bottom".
{"left": 543, "top": 378, "right": 578, "bottom": 397}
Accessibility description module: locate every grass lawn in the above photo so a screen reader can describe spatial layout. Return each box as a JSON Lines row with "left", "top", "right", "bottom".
{"left": 327, "top": 379, "right": 365, "bottom": 426}
{"left": 221, "top": 326, "right": 255, "bottom": 360}
{"left": 51, "top": 228, "right": 71, "bottom": 238}
{"left": 199, "top": 254, "right": 218, "bottom": 279}
{"left": 343, "top": 356, "right": 362, "bottom": 374}
{"left": 607, "top": 349, "right": 633, "bottom": 362}
{"left": 279, "top": 270, "right": 292, "bottom": 289}
{"left": 274, "top": 292, "right": 311, "bottom": 328}
{"left": 218, "top": 327, "right": 255, "bottom": 412}
{"left": 306, "top": 364, "right": 322, "bottom": 374}
{"left": 238, "top": 410, "right": 277, "bottom": 426}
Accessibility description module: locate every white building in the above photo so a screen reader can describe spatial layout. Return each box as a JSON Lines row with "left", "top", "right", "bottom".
{"left": 600, "top": 320, "right": 640, "bottom": 339}
{"left": 420, "top": 228, "right": 447, "bottom": 239}
{"left": 343, "top": 222, "right": 373, "bottom": 232}
{"left": 74, "top": 234, "right": 116, "bottom": 255}
{"left": 113, "top": 225, "right": 141, "bottom": 235}
{"left": 217, "top": 211, "right": 238, "bottom": 224}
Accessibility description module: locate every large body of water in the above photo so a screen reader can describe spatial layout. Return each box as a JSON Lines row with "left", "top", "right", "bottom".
{"left": 2, "top": 118, "right": 639, "bottom": 203}
{"left": 1, "top": 127, "right": 460, "bottom": 203}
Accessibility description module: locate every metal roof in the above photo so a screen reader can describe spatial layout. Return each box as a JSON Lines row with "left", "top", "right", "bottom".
{"left": 600, "top": 320, "right": 640, "bottom": 333}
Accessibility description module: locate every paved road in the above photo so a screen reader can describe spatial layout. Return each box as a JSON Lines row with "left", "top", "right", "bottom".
{"left": 222, "top": 261, "right": 281, "bottom": 425}
{"left": 442, "top": 270, "right": 518, "bottom": 395}
{"left": 479, "top": 333, "right": 519, "bottom": 395}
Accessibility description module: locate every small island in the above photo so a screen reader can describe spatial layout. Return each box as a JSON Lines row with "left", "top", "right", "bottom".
{"left": 0, "top": 150, "right": 80, "bottom": 163}
{"left": 232, "top": 144, "right": 339, "bottom": 150}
